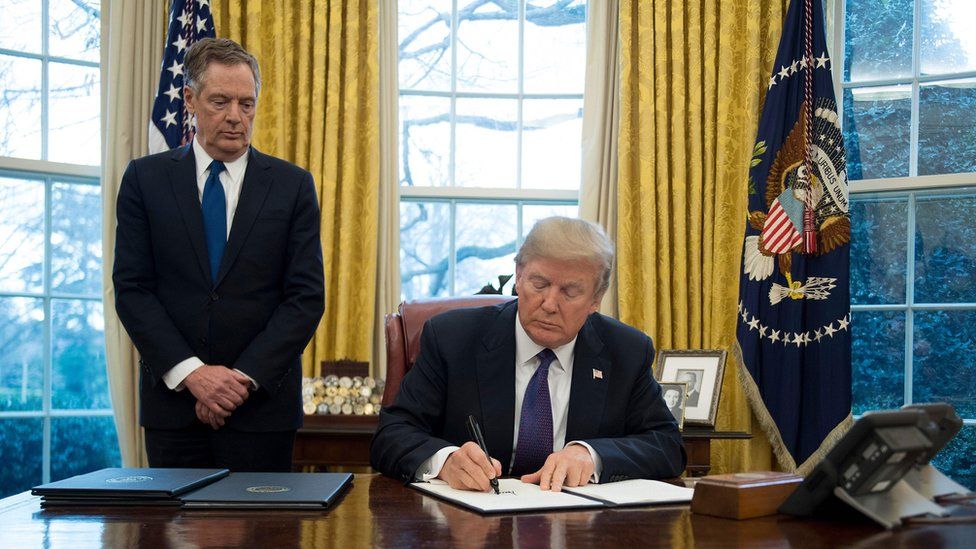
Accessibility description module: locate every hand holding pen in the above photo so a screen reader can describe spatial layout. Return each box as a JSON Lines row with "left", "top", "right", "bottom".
{"left": 466, "top": 415, "right": 500, "bottom": 495}
{"left": 436, "top": 416, "right": 503, "bottom": 493}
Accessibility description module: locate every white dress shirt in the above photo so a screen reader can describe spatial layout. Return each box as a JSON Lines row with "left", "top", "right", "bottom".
{"left": 417, "top": 314, "right": 603, "bottom": 482}
{"left": 161, "top": 137, "right": 255, "bottom": 391}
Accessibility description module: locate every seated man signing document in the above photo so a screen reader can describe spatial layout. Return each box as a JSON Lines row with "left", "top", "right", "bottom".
{"left": 371, "top": 217, "right": 686, "bottom": 492}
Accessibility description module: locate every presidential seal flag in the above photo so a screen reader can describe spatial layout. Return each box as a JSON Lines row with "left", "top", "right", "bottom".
{"left": 148, "top": 0, "right": 217, "bottom": 154}
{"left": 736, "top": 0, "right": 852, "bottom": 474}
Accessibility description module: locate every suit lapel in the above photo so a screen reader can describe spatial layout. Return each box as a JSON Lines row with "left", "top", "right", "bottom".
{"left": 215, "top": 147, "right": 272, "bottom": 286}
{"left": 169, "top": 145, "right": 212, "bottom": 283}
{"left": 566, "top": 315, "right": 610, "bottom": 441}
{"left": 476, "top": 301, "right": 518, "bottom": 475}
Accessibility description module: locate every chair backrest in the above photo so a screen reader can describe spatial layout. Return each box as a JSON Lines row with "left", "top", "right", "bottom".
{"left": 382, "top": 295, "right": 515, "bottom": 406}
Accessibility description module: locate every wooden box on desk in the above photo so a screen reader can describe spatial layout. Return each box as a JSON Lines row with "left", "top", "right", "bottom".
{"left": 690, "top": 472, "right": 802, "bottom": 519}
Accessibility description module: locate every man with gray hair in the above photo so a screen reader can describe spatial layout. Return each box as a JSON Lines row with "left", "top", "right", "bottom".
{"left": 114, "top": 38, "right": 324, "bottom": 471}
{"left": 372, "top": 217, "right": 685, "bottom": 491}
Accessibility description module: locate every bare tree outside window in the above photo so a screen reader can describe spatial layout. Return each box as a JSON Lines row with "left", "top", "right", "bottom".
{"left": 0, "top": 0, "right": 115, "bottom": 498}
{"left": 397, "top": 0, "right": 585, "bottom": 299}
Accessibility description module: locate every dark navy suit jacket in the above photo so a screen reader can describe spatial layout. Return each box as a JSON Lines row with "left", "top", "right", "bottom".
{"left": 113, "top": 145, "right": 324, "bottom": 432}
{"left": 370, "top": 300, "right": 687, "bottom": 483}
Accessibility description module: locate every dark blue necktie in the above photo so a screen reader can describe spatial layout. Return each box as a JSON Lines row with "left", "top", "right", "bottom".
{"left": 511, "top": 348, "right": 556, "bottom": 476}
{"left": 201, "top": 160, "right": 226, "bottom": 284}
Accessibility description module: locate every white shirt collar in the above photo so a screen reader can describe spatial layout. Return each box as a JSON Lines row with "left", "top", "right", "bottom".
{"left": 192, "top": 136, "right": 248, "bottom": 183}
{"left": 514, "top": 310, "right": 576, "bottom": 372}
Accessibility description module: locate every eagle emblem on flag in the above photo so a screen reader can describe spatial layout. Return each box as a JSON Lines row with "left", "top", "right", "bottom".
{"left": 742, "top": 97, "right": 850, "bottom": 306}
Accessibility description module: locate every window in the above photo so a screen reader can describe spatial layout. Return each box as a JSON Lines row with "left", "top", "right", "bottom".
{"left": 397, "top": 0, "right": 586, "bottom": 299}
{"left": 841, "top": 0, "right": 976, "bottom": 489}
{"left": 0, "top": 0, "right": 117, "bottom": 498}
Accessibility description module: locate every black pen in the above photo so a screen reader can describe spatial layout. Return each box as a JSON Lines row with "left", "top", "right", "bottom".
{"left": 466, "top": 415, "right": 500, "bottom": 495}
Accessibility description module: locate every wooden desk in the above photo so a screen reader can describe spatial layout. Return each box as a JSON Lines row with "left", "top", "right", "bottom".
{"left": 3, "top": 474, "right": 974, "bottom": 547}
{"left": 294, "top": 415, "right": 749, "bottom": 476}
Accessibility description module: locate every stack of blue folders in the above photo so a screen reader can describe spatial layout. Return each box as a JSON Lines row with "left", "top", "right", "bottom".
{"left": 32, "top": 469, "right": 354, "bottom": 510}
{"left": 32, "top": 468, "right": 229, "bottom": 507}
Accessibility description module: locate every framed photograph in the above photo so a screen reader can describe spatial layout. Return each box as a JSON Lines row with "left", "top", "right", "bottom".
{"left": 659, "top": 381, "right": 689, "bottom": 430}
{"left": 654, "top": 349, "right": 727, "bottom": 428}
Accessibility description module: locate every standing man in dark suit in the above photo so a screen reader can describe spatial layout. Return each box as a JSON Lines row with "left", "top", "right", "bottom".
{"left": 113, "top": 38, "right": 324, "bottom": 471}
{"left": 371, "top": 217, "right": 685, "bottom": 491}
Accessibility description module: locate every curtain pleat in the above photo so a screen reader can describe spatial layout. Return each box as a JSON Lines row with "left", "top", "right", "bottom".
{"left": 213, "top": 0, "right": 379, "bottom": 374}
{"left": 617, "top": 0, "right": 789, "bottom": 474}
{"left": 101, "top": 0, "right": 168, "bottom": 467}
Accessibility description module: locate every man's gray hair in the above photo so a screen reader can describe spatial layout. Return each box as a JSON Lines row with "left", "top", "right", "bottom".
{"left": 184, "top": 37, "right": 262, "bottom": 95}
{"left": 515, "top": 217, "right": 615, "bottom": 296}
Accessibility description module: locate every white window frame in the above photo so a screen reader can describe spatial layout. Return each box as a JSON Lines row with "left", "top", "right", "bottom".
{"left": 0, "top": 0, "right": 108, "bottom": 487}
{"left": 398, "top": 0, "right": 583, "bottom": 298}
{"left": 835, "top": 0, "right": 976, "bottom": 427}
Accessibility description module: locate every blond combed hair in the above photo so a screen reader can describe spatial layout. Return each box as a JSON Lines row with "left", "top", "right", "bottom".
{"left": 515, "top": 217, "right": 614, "bottom": 296}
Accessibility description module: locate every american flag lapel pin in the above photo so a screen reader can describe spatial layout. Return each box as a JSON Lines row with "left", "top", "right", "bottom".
{"left": 592, "top": 369, "right": 603, "bottom": 380}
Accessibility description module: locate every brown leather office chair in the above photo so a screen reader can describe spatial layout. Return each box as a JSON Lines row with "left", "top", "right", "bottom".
{"left": 382, "top": 295, "right": 515, "bottom": 407}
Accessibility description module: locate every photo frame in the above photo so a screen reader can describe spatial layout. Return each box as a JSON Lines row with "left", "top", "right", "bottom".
{"left": 654, "top": 349, "right": 727, "bottom": 428}
{"left": 659, "top": 381, "right": 689, "bottom": 430}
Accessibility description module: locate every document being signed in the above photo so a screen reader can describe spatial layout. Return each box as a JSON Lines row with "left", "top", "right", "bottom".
{"left": 410, "top": 479, "right": 604, "bottom": 514}
{"left": 410, "top": 478, "right": 693, "bottom": 514}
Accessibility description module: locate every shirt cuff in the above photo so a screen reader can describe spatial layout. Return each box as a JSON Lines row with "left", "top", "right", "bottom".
{"left": 234, "top": 368, "right": 259, "bottom": 390}
{"left": 567, "top": 440, "right": 603, "bottom": 483}
{"left": 162, "top": 357, "right": 204, "bottom": 391}
{"left": 417, "top": 446, "right": 461, "bottom": 481}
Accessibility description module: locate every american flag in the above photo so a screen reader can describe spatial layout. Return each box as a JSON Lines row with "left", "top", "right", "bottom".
{"left": 148, "top": 0, "right": 216, "bottom": 154}
{"left": 761, "top": 191, "right": 804, "bottom": 254}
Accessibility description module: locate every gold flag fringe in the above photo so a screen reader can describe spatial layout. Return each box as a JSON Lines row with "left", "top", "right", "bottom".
{"left": 731, "top": 341, "right": 853, "bottom": 476}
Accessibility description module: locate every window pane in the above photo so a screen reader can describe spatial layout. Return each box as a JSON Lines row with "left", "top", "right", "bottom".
{"left": 455, "top": 1, "right": 518, "bottom": 93}
{"left": 48, "top": 62, "right": 100, "bottom": 165}
{"left": 51, "top": 181, "right": 102, "bottom": 295}
{"left": 523, "top": 0, "right": 586, "bottom": 94}
{"left": 0, "top": 418, "right": 43, "bottom": 498}
{"left": 521, "top": 203, "right": 578, "bottom": 239}
{"left": 454, "top": 203, "right": 516, "bottom": 295}
{"left": 850, "top": 196, "right": 907, "bottom": 304}
{"left": 913, "top": 310, "right": 976, "bottom": 418}
{"left": 914, "top": 192, "right": 976, "bottom": 303}
{"left": 842, "top": 86, "right": 911, "bottom": 180}
{"left": 455, "top": 98, "right": 517, "bottom": 188}
{"left": 0, "top": 297, "right": 44, "bottom": 411}
{"left": 521, "top": 99, "right": 582, "bottom": 190}
{"left": 843, "top": 0, "right": 914, "bottom": 82}
{"left": 0, "top": 54, "right": 43, "bottom": 159}
{"left": 917, "top": 79, "right": 976, "bottom": 176}
{"left": 400, "top": 201, "right": 451, "bottom": 299}
{"left": 51, "top": 416, "right": 120, "bottom": 482}
{"left": 851, "top": 310, "right": 905, "bottom": 415}
{"left": 931, "top": 425, "right": 976, "bottom": 490}
{"left": 52, "top": 299, "right": 107, "bottom": 410}
{"left": 400, "top": 95, "right": 451, "bottom": 188}
{"left": 48, "top": 0, "right": 100, "bottom": 63}
{"left": 398, "top": 0, "right": 452, "bottom": 92}
{"left": 0, "top": 176, "right": 45, "bottom": 293}
{"left": 920, "top": 0, "right": 976, "bottom": 76}
{"left": 0, "top": 0, "right": 42, "bottom": 54}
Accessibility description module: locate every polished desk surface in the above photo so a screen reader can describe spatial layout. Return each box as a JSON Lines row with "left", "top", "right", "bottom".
{"left": 2, "top": 474, "right": 973, "bottom": 548}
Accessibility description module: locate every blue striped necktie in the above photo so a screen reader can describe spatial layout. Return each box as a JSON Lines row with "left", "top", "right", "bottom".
{"left": 201, "top": 160, "right": 226, "bottom": 284}
{"left": 511, "top": 348, "right": 556, "bottom": 476}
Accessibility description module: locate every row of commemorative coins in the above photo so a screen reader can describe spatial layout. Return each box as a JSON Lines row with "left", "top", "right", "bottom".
{"left": 301, "top": 375, "right": 386, "bottom": 415}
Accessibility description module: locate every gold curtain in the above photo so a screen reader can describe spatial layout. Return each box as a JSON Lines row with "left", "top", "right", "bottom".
{"left": 212, "top": 1, "right": 379, "bottom": 375}
{"left": 617, "top": 0, "right": 789, "bottom": 474}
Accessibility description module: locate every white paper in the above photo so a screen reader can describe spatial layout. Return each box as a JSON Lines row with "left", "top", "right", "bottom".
{"left": 564, "top": 479, "right": 693, "bottom": 506}
{"left": 410, "top": 478, "right": 605, "bottom": 513}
